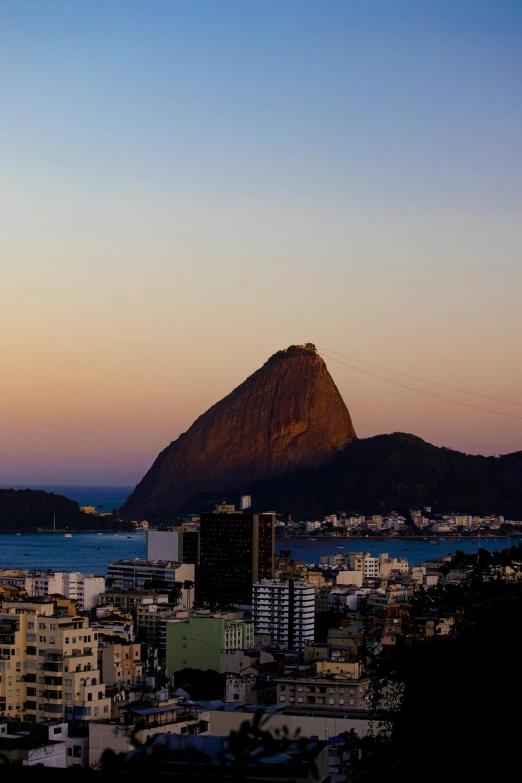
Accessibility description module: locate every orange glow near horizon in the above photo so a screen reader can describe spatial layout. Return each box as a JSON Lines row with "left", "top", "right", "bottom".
{"left": 1, "top": 2, "right": 521, "bottom": 484}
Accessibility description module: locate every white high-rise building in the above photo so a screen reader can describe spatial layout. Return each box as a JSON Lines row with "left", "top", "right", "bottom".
{"left": 0, "top": 569, "right": 104, "bottom": 610}
{"left": 348, "top": 552, "right": 379, "bottom": 579}
{"left": 146, "top": 530, "right": 184, "bottom": 562}
{"left": 252, "top": 579, "right": 315, "bottom": 650}
{"left": 48, "top": 573, "right": 105, "bottom": 611}
{"left": 240, "top": 495, "right": 252, "bottom": 510}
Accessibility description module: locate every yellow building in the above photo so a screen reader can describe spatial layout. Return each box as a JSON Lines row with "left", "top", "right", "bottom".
{"left": 0, "top": 584, "right": 26, "bottom": 600}
{"left": 0, "top": 599, "right": 111, "bottom": 722}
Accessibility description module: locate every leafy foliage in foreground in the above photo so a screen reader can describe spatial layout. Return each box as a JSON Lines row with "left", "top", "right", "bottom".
{"left": 350, "top": 544, "right": 522, "bottom": 782}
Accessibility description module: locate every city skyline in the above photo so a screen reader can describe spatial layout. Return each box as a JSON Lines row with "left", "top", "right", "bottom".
{"left": 2, "top": 1, "right": 521, "bottom": 484}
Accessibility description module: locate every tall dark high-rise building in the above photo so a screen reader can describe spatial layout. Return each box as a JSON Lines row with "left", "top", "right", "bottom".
{"left": 198, "top": 505, "right": 275, "bottom": 609}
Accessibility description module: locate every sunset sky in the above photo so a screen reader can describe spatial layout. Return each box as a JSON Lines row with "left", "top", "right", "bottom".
{"left": 1, "top": 1, "right": 521, "bottom": 485}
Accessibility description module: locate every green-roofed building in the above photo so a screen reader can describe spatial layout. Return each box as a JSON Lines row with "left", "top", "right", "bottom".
{"left": 166, "top": 612, "right": 254, "bottom": 674}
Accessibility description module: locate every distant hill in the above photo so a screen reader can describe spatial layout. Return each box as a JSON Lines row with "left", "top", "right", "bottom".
{"left": 0, "top": 489, "right": 132, "bottom": 532}
{"left": 179, "top": 433, "right": 522, "bottom": 520}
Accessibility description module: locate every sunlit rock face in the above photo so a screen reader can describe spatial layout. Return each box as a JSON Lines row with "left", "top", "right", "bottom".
{"left": 121, "top": 345, "right": 356, "bottom": 519}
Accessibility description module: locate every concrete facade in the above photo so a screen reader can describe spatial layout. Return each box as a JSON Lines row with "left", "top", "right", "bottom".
{"left": 252, "top": 579, "right": 315, "bottom": 650}
{"left": 0, "top": 600, "right": 111, "bottom": 722}
{"left": 166, "top": 612, "right": 254, "bottom": 674}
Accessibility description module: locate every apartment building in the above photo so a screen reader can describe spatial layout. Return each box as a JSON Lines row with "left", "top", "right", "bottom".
{"left": 0, "top": 599, "right": 111, "bottom": 722}
{"left": 166, "top": 612, "right": 254, "bottom": 674}
{"left": 252, "top": 579, "right": 315, "bottom": 650}
{"left": 198, "top": 506, "right": 275, "bottom": 609}
{"left": 377, "top": 555, "right": 409, "bottom": 578}
{"left": 136, "top": 601, "right": 184, "bottom": 652}
{"left": 98, "top": 589, "right": 171, "bottom": 614}
{"left": 91, "top": 608, "right": 134, "bottom": 642}
{"left": 106, "top": 560, "right": 194, "bottom": 601}
{"left": 48, "top": 573, "right": 105, "bottom": 611}
{"left": 146, "top": 528, "right": 199, "bottom": 564}
{"left": 101, "top": 642, "right": 142, "bottom": 686}
{"left": 274, "top": 672, "right": 369, "bottom": 711}
{"left": 89, "top": 700, "right": 210, "bottom": 767}
{"left": 0, "top": 569, "right": 104, "bottom": 610}
{"left": 0, "top": 569, "right": 52, "bottom": 596}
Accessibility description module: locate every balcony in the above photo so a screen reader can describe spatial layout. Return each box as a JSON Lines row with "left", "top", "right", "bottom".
{"left": 44, "top": 651, "right": 63, "bottom": 661}
{"left": 68, "top": 649, "right": 93, "bottom": 658}
{"left": 44, "top": 676, "right": 63, "bottom": 686}
{"left": 43, "top": 662, "right": 62, "bottom": 672}
{"left": 42, "top": 703, "right": 63, "bottom": 714}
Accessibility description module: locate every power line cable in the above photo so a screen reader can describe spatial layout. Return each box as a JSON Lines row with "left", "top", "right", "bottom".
{"left": 321, "top": 352, "right": 522, "bottom": 421}
{"left": 318, "top": 346, "right": 521, "bottom": 407}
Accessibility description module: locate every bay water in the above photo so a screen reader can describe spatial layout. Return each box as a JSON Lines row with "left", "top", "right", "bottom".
{"left": 0, "top": 532, "right": 514, "bottom": 576}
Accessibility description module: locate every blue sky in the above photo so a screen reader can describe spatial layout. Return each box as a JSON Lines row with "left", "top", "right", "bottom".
{"left": 1, "top": 1, "right": 521, "bottom": 483}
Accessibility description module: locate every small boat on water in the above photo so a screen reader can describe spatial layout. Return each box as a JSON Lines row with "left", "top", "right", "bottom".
{"left": 97, "top": 533, "right": 103, "bottom": 536}
{"left": 126, "top": 536, "right": 132, "bottom": 539}
{"left": 64, "top": 533, "right": 72, "bottom": 538}
{"left": 16, "top": 533, "right": 21, "bottom": 536}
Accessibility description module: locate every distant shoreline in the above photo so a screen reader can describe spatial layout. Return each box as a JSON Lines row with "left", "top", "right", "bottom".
{"left": 0, "top": 529, "right": 138, "bottom": 534}
{"left": 0, "top": 530, "right": 518, "bottom": 541}
{"left": 275, "top": 534, "right": 520, "bottom": 541}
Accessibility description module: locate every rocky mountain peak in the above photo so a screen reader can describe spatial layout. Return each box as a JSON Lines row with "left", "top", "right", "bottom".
{"left": 121, "top": 344, "right": 356, "bottom": 519}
